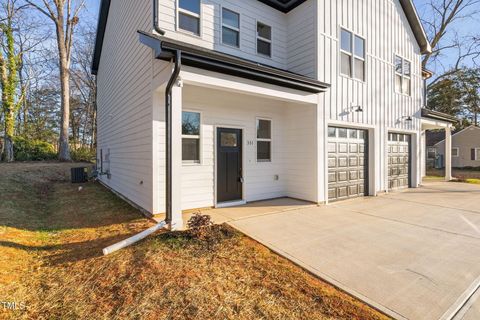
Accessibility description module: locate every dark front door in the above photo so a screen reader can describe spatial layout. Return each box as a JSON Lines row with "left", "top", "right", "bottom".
{"left": 217, "top": 128, "right": 243, "bottom": 203}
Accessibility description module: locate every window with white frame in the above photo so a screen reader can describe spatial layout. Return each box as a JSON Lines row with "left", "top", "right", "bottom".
{"left": 257, "top": 22, "right": 272, "bottom": 57}
{"left": 452, "top": 147, "right": 459, "bottom": 157}
{"left": 340, "top": 28, "right": 365, "bottom": 81}
{"left": 182, "top": 111, "right": 201, "bottom": 163}
{"left": 222, "top": 8, "right": 240, "bottom": 47}
{"left": 395, "top": 56, "right": 411, "bottom": 95}
{"left": 256, "top": 119, "right": 271, "bottom": 161}
{"left": 178, "top": 0, "right": 201, "bottom": 35}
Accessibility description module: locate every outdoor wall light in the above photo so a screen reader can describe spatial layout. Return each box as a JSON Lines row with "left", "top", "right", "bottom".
{"left": 351, "top": 105, "right": 363, "bottom": 113}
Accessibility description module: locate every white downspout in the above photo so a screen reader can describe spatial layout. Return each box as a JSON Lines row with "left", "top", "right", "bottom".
{"left": 103, "top": 221, "right": 167, "bottom": 255}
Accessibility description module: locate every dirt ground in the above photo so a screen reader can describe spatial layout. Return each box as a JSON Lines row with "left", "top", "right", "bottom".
{"left": 0, "top": 162, "right": 388, "bottom": 320}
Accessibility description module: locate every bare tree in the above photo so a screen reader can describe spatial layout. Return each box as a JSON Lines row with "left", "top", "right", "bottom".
{"left": 26, "top": 0, "right": 85, "bottom": 161}
{"left": 421, "top": 0, "right": 480, "bottom": 87}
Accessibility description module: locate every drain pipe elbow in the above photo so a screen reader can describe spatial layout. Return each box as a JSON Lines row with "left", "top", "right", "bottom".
{"left": 153, "top": 0, "right": 166, "bottom": 35}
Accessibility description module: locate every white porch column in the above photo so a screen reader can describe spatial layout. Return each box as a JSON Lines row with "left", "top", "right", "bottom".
{"left": 170, "top": 82, "right": 183, "bottom": 230}
{"left": 445, "top": 125, "right": 453, "bottom": 181}
{"left": 420, "top": 130, "right": 426, "bottom": 179}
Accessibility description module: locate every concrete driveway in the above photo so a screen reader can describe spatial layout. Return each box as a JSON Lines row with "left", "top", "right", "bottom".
{"left": 229, "top": 182, "right": 480, "bottom": 320}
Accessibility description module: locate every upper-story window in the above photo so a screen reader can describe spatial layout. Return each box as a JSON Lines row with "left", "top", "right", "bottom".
{"left": 395, "top": 56, "right": 411, "bottom": 95}
{"left": 340, "top": 28, "right": 365, "bottom": 81}
{"left": 178, "top": 0, "right": 201, "bottom": 35}
{"left": 257, "top": 22, "right": 272, "bottom": 57}
{"left": 222, "top": 8, "right": 240, "bottom": 47}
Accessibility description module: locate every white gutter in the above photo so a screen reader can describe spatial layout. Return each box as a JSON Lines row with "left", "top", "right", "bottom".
{"left": 102, "top": 221, "right": 167, "bottom": 255}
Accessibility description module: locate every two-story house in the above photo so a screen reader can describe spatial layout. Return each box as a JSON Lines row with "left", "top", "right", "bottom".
{"left": 92, "top": 0, "right": 456, "bottom": 229}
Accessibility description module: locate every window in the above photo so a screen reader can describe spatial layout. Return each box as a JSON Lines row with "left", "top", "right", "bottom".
{"left": 222, "top": 8, "right": 240, "bottom": 47}
{"left": 178, "top": 0, "right": 201, "bottom": 35}
{"left": 182, "top": 111, "right": 201, "bottom": 162}
{"left": 340, "top": 28, "right": 365, "bottom": 81}
{"left": 257, "top": 22, "right": 272, "bottom": 57}
{"left": 427, "top": 147, "right": 436, "bottom": 159}
{"left": 395, "top": 55, "right": 411, "bottom": 95}
{"left": 452, "top": 147, "right": 459, "bottom": 157}
{"left": 472, "top": 148, "right": 480, "bottom": 161}
{"left": 257, "top": 119, "right": 271, "bottom": 161}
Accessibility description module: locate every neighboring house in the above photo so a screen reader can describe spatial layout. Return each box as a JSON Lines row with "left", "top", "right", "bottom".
{"left": 434, "top": 126, "right": 480, "bottom": 168}
{"left": 425, "top": 130, "right": 447, "bottom": 168}
{"left": 91, "top": 0, "right": 456, "bottom": 229}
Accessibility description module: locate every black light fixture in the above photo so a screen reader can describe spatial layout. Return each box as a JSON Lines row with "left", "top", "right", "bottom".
{"left": 350, "top": 105, "right": 363, "bottom": 113}
{"left": 401, "top": 116, "right": 413, "bottom": 122}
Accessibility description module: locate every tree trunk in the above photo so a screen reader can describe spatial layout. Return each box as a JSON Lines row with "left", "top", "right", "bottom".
{"left": 56, "top": 25, "right": 71, "bottom": 161}
{"left": 3, "top": 110, "right": 15, "bottom": 162}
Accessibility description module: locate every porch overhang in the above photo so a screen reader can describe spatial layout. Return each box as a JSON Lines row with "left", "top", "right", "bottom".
{"left": 138, "top": 31, "right": 330, "bottom": 94}
{"left": 421, "top": 109, "right": 457, "bottom": 130}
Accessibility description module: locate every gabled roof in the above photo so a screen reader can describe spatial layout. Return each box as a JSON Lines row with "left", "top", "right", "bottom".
{"left": 434, "top": 125, "right": 480, "bottom": 147}
{"left": 91, "top": 0, "right": 432, "bottom": 75}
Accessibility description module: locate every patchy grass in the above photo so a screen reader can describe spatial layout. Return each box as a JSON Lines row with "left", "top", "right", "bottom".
{"left": 0, "top": 162, "right": 389, "bottom": 320}
{"left": 426, "top": 168, "right": 480, "bottom": 184}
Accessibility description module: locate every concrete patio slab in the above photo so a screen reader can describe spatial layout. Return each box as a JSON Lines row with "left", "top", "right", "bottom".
{"left": 182, "top": 198, "right": 316, "bottom": 226}
{"left": 227, "top": 182, "right": 480, "bottom": 320}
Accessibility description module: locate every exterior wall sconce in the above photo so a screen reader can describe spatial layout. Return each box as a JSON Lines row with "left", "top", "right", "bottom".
{"left": 402, "top": 116, "right": 413, "bottom": 122}
{"left": 351, "top": 105, "right": 363, "bottom": 113}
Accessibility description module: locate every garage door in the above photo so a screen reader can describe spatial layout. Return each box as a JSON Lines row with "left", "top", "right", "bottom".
{"left": 388, "top": 133, "right": 411, "bottom": 189}
{"left": 328, "top": 127, "right": 368, "bottom": 201}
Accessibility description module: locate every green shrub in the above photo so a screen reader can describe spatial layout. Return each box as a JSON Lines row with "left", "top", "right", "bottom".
{"left": 13, "top": 137, "right": 57, "bottom": 161}
{"left": 71, "top": 147, "right": 96, "bottom": 163}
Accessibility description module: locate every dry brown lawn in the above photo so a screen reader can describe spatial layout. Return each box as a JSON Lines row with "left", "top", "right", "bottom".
{"left": 0, "top": 162, "right": 389, "bottom": 320}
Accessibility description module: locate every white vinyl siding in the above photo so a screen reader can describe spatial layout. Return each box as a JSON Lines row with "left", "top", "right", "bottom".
{"left": 96, "top": 0, "right": 154, "bottom": 213}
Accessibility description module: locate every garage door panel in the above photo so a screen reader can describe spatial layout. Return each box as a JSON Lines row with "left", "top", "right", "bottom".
{"left": 388, "top": 133, "right": 411, "bottom": 190}
{"left": 328, "top": 126, "right": 368, "bottom": 202}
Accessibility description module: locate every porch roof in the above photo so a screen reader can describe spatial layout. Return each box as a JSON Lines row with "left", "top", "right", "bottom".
{"left": 138, "top": 31, "right": 330, "bottom": 94}
{"left": 421, "top": 109, "right": 457, "bottom": 123}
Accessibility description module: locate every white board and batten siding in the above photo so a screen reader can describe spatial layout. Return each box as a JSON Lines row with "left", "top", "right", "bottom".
{"left": 96, "top": 0, "right": 156, "bottom": 213}
{"left": 316, "top": 0, "right": 424, "bottom": 191}
{"left": 157, "top": 0, "right": 317, "bottom": 76}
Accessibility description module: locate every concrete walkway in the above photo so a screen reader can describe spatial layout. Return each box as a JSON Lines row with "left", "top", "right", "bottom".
{"left": 227, "top": 182, "right": 480, "bottom": 320}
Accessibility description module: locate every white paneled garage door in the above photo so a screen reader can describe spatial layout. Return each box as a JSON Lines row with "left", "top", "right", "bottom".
{"left": 328, "top": 127, "right": 368, "bottom": 202}
{"left": 388, "top": 133, "right": 411, "bottom": 189}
